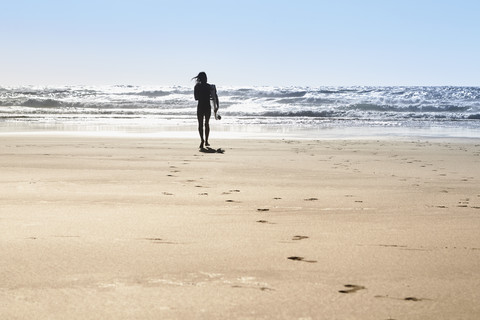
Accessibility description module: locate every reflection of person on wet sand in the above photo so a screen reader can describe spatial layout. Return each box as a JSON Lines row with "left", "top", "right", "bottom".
{"left": 193, "top": 72, "right": 219, "bottom": 149}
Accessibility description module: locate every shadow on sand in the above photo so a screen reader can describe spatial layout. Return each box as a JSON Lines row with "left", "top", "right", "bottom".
{"left": 200, "top": 147, "right": 225, "bottom": 154}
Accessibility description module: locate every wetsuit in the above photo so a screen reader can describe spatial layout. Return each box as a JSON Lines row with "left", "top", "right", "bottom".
{"left": 194, "top": 82, "right": 211, "bottom": 119}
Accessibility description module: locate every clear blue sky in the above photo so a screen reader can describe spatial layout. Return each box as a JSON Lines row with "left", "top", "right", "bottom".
{"left": 1, "top": 0, "right": 479, "bottom": 86}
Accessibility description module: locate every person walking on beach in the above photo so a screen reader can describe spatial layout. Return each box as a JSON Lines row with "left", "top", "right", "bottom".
{"left": 193, "top": 71, "right": 219, "bottom": 149}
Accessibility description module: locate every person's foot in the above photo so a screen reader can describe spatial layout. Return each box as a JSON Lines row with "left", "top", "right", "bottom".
{"left": 205, "top": 141, "right": 210, "bottom": 147}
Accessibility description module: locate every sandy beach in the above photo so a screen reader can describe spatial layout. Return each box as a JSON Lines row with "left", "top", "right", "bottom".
{"left": 1, "top": 134, "right": 480, "bottom": 319}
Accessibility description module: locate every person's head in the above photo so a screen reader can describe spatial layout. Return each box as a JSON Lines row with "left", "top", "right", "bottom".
{"left": 193, "top": 72, "right": 207, "bottom": 84}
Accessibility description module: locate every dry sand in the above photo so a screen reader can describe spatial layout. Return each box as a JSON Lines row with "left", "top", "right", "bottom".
{"left": 1, "top": 135, "right": 480, "bottom": 319}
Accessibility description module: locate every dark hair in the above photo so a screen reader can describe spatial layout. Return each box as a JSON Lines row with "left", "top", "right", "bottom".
{"left": 192, "top": 72, "right": 207, "bottom": 84}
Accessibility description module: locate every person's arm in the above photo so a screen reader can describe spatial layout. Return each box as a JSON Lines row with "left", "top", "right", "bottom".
{"left": 194, "top": 85, "right": 199, "bottom": 101}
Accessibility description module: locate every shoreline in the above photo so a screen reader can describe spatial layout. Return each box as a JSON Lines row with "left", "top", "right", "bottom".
{"left": 1, "top": 135, "right": 480, "bottom": 319}
{"left": 1, "top": 131, "right": 479, "bottom": 146}
{"left": 1, "top": 121, "right": 480, "bottom": 141}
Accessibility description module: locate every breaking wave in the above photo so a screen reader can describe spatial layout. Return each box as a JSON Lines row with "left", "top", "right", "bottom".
{"left": 1, "top": 85, "right": 479, "bottom": 124}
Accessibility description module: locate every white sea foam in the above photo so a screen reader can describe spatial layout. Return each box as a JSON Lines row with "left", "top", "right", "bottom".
{"left": 1, "top": 85, "right": 479, "bottom": 138}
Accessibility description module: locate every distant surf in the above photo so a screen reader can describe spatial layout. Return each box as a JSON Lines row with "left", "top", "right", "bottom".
{"left": 1, "top": 85, "right": 479, "bottom": 138}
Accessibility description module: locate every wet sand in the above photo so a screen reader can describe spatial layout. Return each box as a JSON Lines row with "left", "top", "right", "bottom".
{"left": 1, "top": 135, "right": 480, "bottom": 319}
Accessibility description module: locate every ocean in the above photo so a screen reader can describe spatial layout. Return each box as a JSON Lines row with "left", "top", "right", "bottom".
{"left": 1, "top": 85, "right": 479, "bottom": 139}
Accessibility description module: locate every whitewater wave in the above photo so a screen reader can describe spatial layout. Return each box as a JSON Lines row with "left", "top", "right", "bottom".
{"left": 1, "top": 85, "right": 479, "bottom": 123}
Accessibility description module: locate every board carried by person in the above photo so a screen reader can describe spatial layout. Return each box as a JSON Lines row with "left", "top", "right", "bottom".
{"left": 210, "top": 84, "right": 221, "bottom": 120}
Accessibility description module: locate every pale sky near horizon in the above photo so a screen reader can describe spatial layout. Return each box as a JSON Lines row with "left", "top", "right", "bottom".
{"left": 1, "top": 0, "right": 479, "bottom": 87}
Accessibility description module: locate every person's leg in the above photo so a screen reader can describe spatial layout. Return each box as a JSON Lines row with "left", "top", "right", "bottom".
{"left": 197, "top": 112, "right": 204, "bottom": 149}
{"left": 205, "top": 112, "right": 211, "bottom": 146}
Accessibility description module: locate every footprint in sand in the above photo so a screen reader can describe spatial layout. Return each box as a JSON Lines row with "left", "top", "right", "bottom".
{"left": 231, "top": 285, "right": 274, "bottom": 291}
{"left": 141, "top": 238, "right": 176, "bottom": 244}
{"left": 223, "top": 190, "right": 240, "bottom": 195}
{"left": 338, "top": 284, "right": 366, "bottom": 294}
{"left": 375, "top": 295, "right": 425, "bottom": 302}
{"left": 404, "top": 297, "right": 423, "bottom": 301}
{"left": 162, "top": 192, "right": 174, "bottom": 196}
{"left": 304, "top": 198, "right": 318, "bottom": 201}
{"left": 457, "top": 198, "right": 470, "bottom": 207}
{"left": 273, "top": 197, "right": 282, "bottom": 200}
{"left": 287, "top": 256, "right": 317, "bottom": 263}
{"left": 257, "top": 208, "right": 270, "bottom": 212}
{"left": 257, "top": 220, "right": 276, "bottom": 224}
{"left": 292, "top": 235, "right": 309, "bottom": 241}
